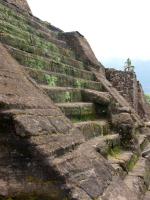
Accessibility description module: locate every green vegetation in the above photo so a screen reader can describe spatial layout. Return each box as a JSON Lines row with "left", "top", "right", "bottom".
{"left": 124, "top": 58, "right": 134, "bottom": 72}
{"left": 44, "top": 75, "right": 58, "bottom": 87}
{"left": 64, "top": 92, "right": 71, "bottom": 102}
{"left": 145, "top": 94, "right": 150, "bottom": 104}
{"left": 108, "top": 146, "right": 121, "bottom": 157}
{"left": 75, "top": 79, "right": 83, "bottom": 88}
{"left": 127, "top": 154, "right": 139, "bottom": 171}
{"left": 71, "top": 115, "right": 97, "bottom": 123}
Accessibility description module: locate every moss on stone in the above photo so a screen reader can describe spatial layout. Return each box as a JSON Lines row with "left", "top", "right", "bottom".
{"left": 0, "top": 2, "right": 58, "bottom": 39}
{"left": 45, "top": 89, "right": 82, "bottom": 103}
{"left": 26, "top": 67, "right": 103, "bottom": 91}
{"left": 0, "top": 20, "right": 59, "bottom": 53}
{"left": 127, "top": 154, "right": 139, "bottom": 171}
{"left": 108, "top": 146, "right": 121, "bottom": 157}
{"left": 0, "top": 17, "right": 75, "bottom": 58}
{"left": 71, "top": 114, "right": 97, "bottom": 122}
{"left": 44, "top": 74, "right": 58, "bottom": 87}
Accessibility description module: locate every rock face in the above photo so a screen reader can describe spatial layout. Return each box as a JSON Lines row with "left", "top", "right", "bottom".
{"left": 105, "top": 68, "right": 150, "bottom": 121}
{"left": 0, "top": 0, "right": 150, "bottom": 199}
{"left": 4, "top": 0, "right": 31, "bottom": 12}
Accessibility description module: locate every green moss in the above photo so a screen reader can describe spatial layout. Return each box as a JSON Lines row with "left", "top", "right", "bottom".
{"left": 108, "top": 146, "right": 121, "bottom": 157}
{"left": 71, "top": 114, "right": 97, "bottom": 122}
{"left": 127, "top": 154, "right": 139, "bottom": 171}
{"left": 0, "top": 20, "right": 59, "bottom": 53}
{"left": 5, "top": 44, "right": 94, "bottom": 81}
{"left": 47, "top": 89, "right": 82, "bottom": 103}
{"left": 75, "top": 80, "right": 82, "bottom": 88}
{"left": 0, "top": 2, "right": 58, "bottom": 39}
{"left": 64, "top": 92, "right": 71, "bottom": 102}
{"left": 0, "top": 16, "right": 75, "bottom": 58}
{"left": 100, "top": 124, "right": 109, "bottom": 136}
{"left": 27, "top": 68, "right": 102, "bottom": 91}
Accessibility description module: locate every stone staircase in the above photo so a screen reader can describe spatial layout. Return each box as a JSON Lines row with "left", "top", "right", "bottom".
{"left": 0, "top": 0, "right": 150, "bottom": 199}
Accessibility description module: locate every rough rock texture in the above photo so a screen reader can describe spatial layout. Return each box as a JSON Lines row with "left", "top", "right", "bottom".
{"left": 0, "top": 0, "right": 150, "bottom": 199}
{"left": 59, "top": 31, "right": 105, "bottom": 74}
{"left": 0, "top": 43, "right": 78, "bottom": 199}
{"left": 105, "top": 68, "right": 150, "bottom": 120}
{"left": 101, "top": 178, "right": 139, "bottom": 200}
{"left": 0, "top": 43, "right": 132, "bottom": 200}
{"left": 4, "top": 0, "right": 31, "bottom": 12}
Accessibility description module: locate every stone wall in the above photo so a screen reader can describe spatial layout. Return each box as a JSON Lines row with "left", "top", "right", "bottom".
{"left": 137, "top": 81, "right": 150, "bottom": 120}
{"left": 105, "top": 68, "right": 150, "bottom": 120}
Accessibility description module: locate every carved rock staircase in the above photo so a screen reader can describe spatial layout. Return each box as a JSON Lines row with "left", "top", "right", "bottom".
{"left": 0, "top": 0, "right": 150, "bottom": 199}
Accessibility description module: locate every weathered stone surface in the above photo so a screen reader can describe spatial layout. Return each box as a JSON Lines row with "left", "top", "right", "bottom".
{"left": 0, "top": 0, "right": 149, "bottom": 199}
{"left": 52, "top": 137, "right": 116, "bottom": 199}
{"left": 0, "top": 43, "right": 85, "bottom": 198}
{"left": 111, "top": 113, "right": 134, "bottom": 127}
{"left": 5, "top": 0, "right": 31, "bottom": 13}
{"left": 75, "top": 120, "right": 109, "bottom": 139}
{"left": 100, "top": 177, "right": 138, "bottom": 200}
{"left": 116, "top": 106, "right": 131, "bottom": 113}
{"left": 124, "top": 158, "right": 150, "bottom": 199}
{"left": 91, "top": 70, "right": 143, "bottom": 126}
{"left": 144, "top": 190, "right": 150, "bottom": 200}
{"left": 82, "top": 89, "right": 111, "bottom": 105}
{"left": 59, "top": 31, "right": 105, "bottom": 74}
{"left": 111, "top": 113, "right": 139, "bottom": 150}
{"left": 105, "top": 68, "right": 150, "bottom": 121}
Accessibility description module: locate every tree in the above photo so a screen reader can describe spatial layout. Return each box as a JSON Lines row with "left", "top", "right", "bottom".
{"left": 124, "top": 58, "right": 135, "bottom": 72}
{"left": 126, "top": 58, "right": 131, "bottom": 66}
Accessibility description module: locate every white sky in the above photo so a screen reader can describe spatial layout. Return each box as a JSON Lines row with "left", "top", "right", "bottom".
{"left": 27, "top": 0, "right": 150, "bottom": 61}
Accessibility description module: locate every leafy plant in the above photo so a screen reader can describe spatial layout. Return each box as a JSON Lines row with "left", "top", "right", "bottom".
{"left": 45, "top": 74, "right": 57, "bottom": 87}
{"left": 109, "top": 146, "right": 121, "bottom": 157}
{"left": 75, "top": 80, "right": 82, "bottom": 88}
{"left": 65, "top": 91, "right": 71, "bottom": 102}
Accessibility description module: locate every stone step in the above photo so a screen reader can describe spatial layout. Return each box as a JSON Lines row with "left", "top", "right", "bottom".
{"left": 0, "top": 20, "right": 75, "bottom": 58}
{"left": 0, "top": 1, "right": 67, "bottom": 48}
{"left": 142, "top": 143, "right": 150, "bottom": 158}
{"left": 40, "top": 86, "right": 82, "bottom": 103}
{"left": 33, "top": 134, "right": 120, "bottom": 161}
{"left": 0, "top": 9, "right": 65, "bottom": 47}
{"left": 89, "top": 134, "right": 121, "bottom": 158}
{"left": 82, "top": 89, "right": 111, "bottom": 105}
{"left": 56, "top": 102, "right": 96, "bottom": 120}
{"left": 1, "top": 34, "right": 84, "bottom": 69}
{"left": 144, "top": 190, "right": 150, "bottom": 200}
{"left": 138, "top": 134, "right": 149, "bottom": 151}
{"left": 124, "top": 157, "right": 150, "bottom": 199}
{"left": 74, "top": 120, "right": 110, "bottom": 140}
{"left": 26, "top": 68, "right": 104, "bottom": 91}
{"left": 0, "top": 0, "right": 64, "bottom": 35}
{"left": 50, "top": 134, "right": 120, "bottom": 199}
{"left": 108, "top": 151, "right": 139, "bottom": 173}
{"left": 100, "top": 177, "right": 139, "bottom": 200}
{"left": 6, "top": 46, "right": 94, "bottom": 81}
{"left": 29, "top": 129, "right": 85, "bottom": 159}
